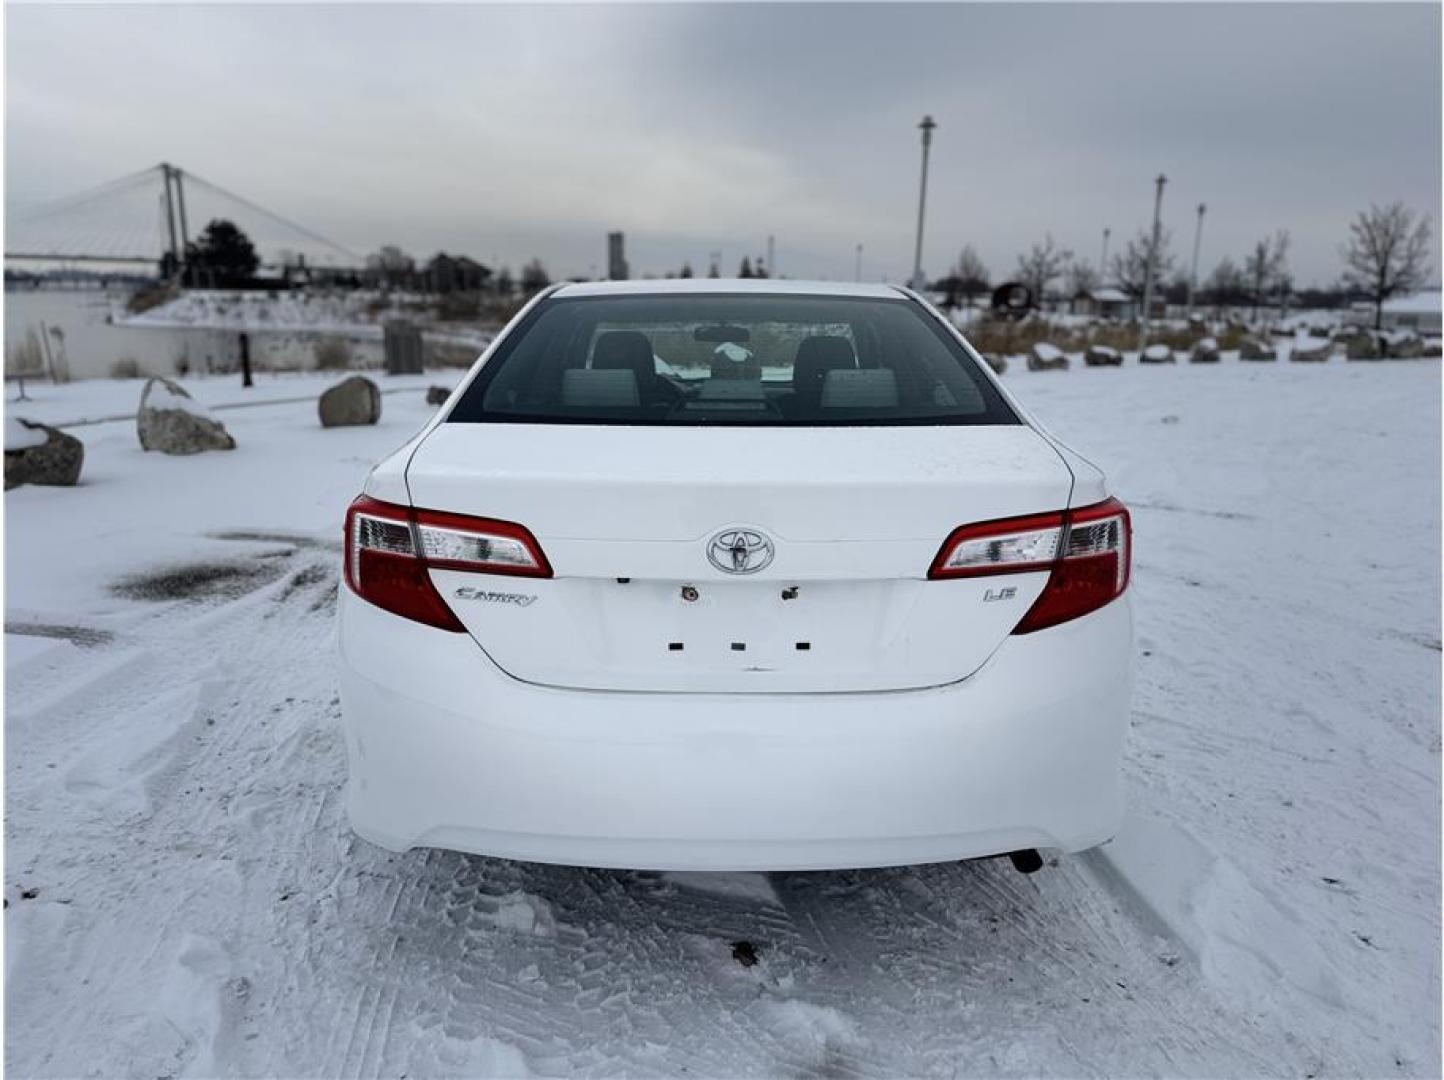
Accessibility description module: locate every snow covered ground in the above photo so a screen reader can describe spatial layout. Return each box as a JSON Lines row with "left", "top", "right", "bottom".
{"left": 5, "top": 356, "right": 1440, "bottom": 1077}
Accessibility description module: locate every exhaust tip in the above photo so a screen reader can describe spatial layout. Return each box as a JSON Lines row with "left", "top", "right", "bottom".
{"left": 1007, "top": 848, "right": 1044, "bottom": 875}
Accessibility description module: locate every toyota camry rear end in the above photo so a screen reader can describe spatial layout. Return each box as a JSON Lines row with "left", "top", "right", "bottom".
{"left": 337, "top": 279, "right": 1132, "bottom": 871}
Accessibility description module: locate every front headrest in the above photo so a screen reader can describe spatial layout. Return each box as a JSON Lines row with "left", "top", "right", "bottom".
{"left": 792, "top": 335, "right": 857, "bottom": 407}
{"left": 592, "top": 331, "right": 654, "bottom": 378}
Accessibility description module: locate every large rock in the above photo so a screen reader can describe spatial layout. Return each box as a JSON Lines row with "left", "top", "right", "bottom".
{"left": 1423, "top": 340, "right": 1442, "bottom": 358}
{"left": 1385, "top": 332, "right": 1424, "bottom": 359}
{"left": 1343, "top": 333, "right": 1382, "bottom": 360}
{"left": 1140, "top": 343, "right": 1175, "bottom": 364}
{"left": 137, "top": 378, "right": 235, "bottom": 454}
{"left": 5, "top": 417, "right": 83, "bottom": 489}
{"left": 1189, "top": 337, "right": 1220, "bottom": 363}
{"left": 425, "top": 385, "right": 450, "bottom": 406}
{"left": 1027, "top": 342, "right": 1069, "bottom": 371}
{"left": 1084, "top": 345, "right": 1123, "bottom": 367}
{"left": 1238, "top": 338, "right": 1277, "bottom": 361}
{"left": 1290, "top": 339, "right": 1333, "bottom": 362}
{"left": 319, "top": 375, "right": 382, "bottom": 427}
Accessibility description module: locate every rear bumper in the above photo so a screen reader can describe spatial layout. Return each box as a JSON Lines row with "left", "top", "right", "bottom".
{"left": 337, "top": 588, "right": 1133, "bottom": 871}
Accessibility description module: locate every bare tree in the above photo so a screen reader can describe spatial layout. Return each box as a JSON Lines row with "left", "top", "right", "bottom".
{"left": 1206, "top": 257, "right": 1249, "bottom": 308}
{"left": 1065, "top": 260, "right": 1100, "bottom": 298}
{"left": 1341, "top": 203, "right": 1433, "bottom": 329}
{"left": 1111, "top": 228, "right": 1176, "bottom": 299}
{"left": 1243, "top": 230, "right": 1290, "bottom": 322}
{"left": 520, "top": 258, "right": 550, "bottom": 293}
{"left": 953, "top": 245, "right": 991, "bottom": 307}
{"left": 367, "top": 245, "right": 415, "bottom": 289}
{"left": 1015, "top": 234, "right": 1073, "bottom": 303}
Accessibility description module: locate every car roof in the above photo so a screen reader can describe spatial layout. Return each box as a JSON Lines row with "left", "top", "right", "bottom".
{"left": 551, "top": 278, "right": 910, "bottom": 300}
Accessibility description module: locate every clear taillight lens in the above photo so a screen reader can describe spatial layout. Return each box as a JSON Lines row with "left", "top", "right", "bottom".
{"left": 929, "top": 512, "right": 1065, "bottom": 578}
{"left": 414, "top": 510, "right": 551, "bottom": 576}
{"left": 929, "top": 497, "right": 1131, "bottom": 633}
{"left": 344, "top": 496, "right": 551, "bottom": 630}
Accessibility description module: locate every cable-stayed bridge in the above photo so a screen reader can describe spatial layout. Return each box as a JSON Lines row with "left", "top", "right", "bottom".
{"left": 6, "top": 162, "right": 361, "bottom": 271}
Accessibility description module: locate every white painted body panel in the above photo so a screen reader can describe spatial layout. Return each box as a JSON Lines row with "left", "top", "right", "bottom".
{"left": 404, "top": 423, "right": 1073, "bottom": 692}
{"left": 338, "top": 586, "right": 1133, "bottom": 870}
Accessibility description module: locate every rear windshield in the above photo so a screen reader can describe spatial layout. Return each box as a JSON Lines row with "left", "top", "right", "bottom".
{"left": 447, "top": 294, "right": 1018, "bottom": 426}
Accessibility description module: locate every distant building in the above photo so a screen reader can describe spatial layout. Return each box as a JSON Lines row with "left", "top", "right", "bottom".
{"left": 1377, "top": 288, "right": 1442, "bottom": 336}
{"left": 607, "top": 232, "right": 629, "bottom": 281}
{"left": 426, "top": 253, "right": 490, "bottom": 294}
{"left": 1071, "top": 286, "right": 1137, "bottom": 320}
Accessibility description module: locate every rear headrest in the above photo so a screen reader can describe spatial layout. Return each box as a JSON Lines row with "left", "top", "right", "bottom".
{"left": 592, "top": 331, "right": 654, "bottom": 381}
{"left": 820, "top": 368, "right": 898, "bottom": 409}
{"left": 792, "top": 335, "right": 857, "bottom": 409}
{"left": 561, "top": 368, "right": 640, "bottom": 407}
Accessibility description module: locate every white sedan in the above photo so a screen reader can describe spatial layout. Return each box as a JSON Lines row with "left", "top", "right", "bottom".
{"left": 338, "top": 279, "right": 1132, "bottom": 872}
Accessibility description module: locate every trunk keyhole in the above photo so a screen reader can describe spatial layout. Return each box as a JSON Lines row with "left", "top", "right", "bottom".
{"left": 781, "top": 586, "right": 799, "bottom": 600}
{"left": 680, "top": 585, "right": 699, "bottom": 602}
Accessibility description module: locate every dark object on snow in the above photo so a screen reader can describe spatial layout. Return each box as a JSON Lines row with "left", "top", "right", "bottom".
{"left": 1238, "top": 338, "right": 1277, "bottom": 362}
{"left": 319, "top": 376, "right": 382, "bottom": 427}
{"left": 1084, "top": 345, "right": 1122, "bottom": 367}
{"left": 384, "top": 320, "right": 425, "bottom": 375}
{"left": 426, "top": 385, "right": 450, "bottom": 407}
{"left": 731, "top": 940, "right": 759, "bottom": 968}
{"left": 5, "top": 420, "right": 83, "bottom": 489}
{"left": 990, "top": 281, "right": 1033, "bottom": 317}
{"left": 1027, "top": 343, "right": 1069, "bottom": 372}
{"left": 19, "top": 887, "right": 38, "bottom": 900}
{"left": 1189, "top": 338, "right": 1220, "bottom": 363}
{"left": 1290, "top": 341, "right": 1333, "bottom": 362}
{"left": 1386, "top": 334, "right": 1424, "bottom": 359}
{"left": 1139, "top": 344, "right": 1175, "bottom": 364}
{"left": 1008, "top": 849, "right": 1043, "bottom": 874}
{"left": 137, "top": 377, "right": 236, "bottom": 454}
{"left": 1342, "top": 333, "right": 1382, "bottom": 361}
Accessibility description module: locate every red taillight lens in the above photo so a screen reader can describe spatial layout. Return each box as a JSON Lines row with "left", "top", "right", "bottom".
{"left": 343, "top": 495, "right": 551, "bottom": 630}
{"left": 929, "top": 497, "right": 1131, "bottom": 633}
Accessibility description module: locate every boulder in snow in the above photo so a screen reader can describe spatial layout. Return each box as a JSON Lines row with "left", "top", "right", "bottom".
{"left": 1343, "top": 333, "right": 1382, "bottom": 361}
{"left": 1189, "top": 338, "right": 1220, "bottom": 363}
{"left": 1084, "top": 345, "right": 1122, "bottom": 367}
{"left": 319, "top": 375, "right": 382, "bottom": 428}
{"left": 1290, "top": 340, "right": 1333, "bottom": 363}
{"left": 5, "top": 417, "right": 83, "bottom": 489}
{"left": 1422, "top": 340, "right": 1442, "bottom": 358}
{"left": 1385, "top": 333, "right": 1424, "bottom": 359}
{"left": 1140, "top": 343, "right": 1175, "bottom": 364}
{"left": 425, "top": 385, "right": 450, "bottom": 407}
{"left": 137, "top": 378, "right": 236, "bottom": 454}
{"left": 1238, "top": 338, "right": 1277, "bottom": 362}
{"left": 1027, "top": 342, "right": 1069, "bottom": 371}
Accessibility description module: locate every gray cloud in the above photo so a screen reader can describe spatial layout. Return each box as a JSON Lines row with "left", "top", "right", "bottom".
{"left": 6, "top": 3, "right": 1439, "bottom": 285}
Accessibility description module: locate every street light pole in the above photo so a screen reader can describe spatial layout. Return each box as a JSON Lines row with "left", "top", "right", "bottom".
{"left": 1186, "top": 202, "right": 1206, "bottom": 318}
{"left": 1138, "top": 173, "right": 1167, "bottom": 352}
{"left": 855, "top": 243, "right": 864, "bottom": 282}
{"left": 1100, "top": 227, "right": 1111, "bottom": 278}
{"left": 911, "top": 115, "right": 937, "bottom": 290}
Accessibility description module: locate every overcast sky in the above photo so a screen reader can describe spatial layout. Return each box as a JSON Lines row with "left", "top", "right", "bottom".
{"left": 6, "top": 3, "right": 1440, "bottom": 286}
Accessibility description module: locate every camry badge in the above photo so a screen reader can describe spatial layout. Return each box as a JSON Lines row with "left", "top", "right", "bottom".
{"left": 707, "top": 528, "right": 775, "bottom": 575}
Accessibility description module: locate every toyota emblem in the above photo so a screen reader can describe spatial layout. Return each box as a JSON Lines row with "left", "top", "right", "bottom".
{"left": 707, "top": 528, "right": 774, "bottom": 574}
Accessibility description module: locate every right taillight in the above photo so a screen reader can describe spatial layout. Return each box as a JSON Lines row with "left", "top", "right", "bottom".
{"left": 344, "top": 495, "right": 551, "bottom": 631}
{"left": 930, "top": 497, "right": 1131, "bottom": 634}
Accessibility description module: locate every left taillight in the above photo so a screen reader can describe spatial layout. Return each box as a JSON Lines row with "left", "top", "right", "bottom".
{"left": 929, "top": 496, "right": 1130, "bottom": 634}
{"left": 344, "top": 495, "right": 551, "bottom": 631}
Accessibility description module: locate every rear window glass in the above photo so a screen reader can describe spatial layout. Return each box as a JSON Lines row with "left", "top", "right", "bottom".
{"left": 447, "top": 294, "right": 1018, "bottom": 426}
